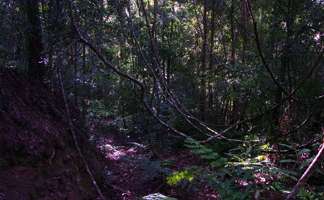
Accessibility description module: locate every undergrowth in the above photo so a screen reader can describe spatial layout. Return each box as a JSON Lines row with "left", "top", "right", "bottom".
{"left": 164, "top": 137, "right": 324, "bottom": 199}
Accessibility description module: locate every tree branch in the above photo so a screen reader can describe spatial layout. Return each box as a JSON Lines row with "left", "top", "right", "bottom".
{"left": 245, "top": 0, "right": 288, "bottom": 95}
{"left": 286, "top": 128, "right": 324, "bottom": 200}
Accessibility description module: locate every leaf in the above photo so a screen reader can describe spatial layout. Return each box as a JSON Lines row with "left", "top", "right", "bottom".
{"left": 279, "top": 159, "right": 297, "bottom": 163}
{"left": 299, "top": 156, "right": 315, "bottom": 170}
{"left": 256, "top": 155, "right": 267, "bottom": 161}
{"left": 166, "top": 170, "right": 194, "bottom": 186}
{"left": 269, "top": 167, "right": 297, "bottom": 181}
{"left": 297, "top": 148, "right": 311, "bottom": 156}
{"left": 279, "top": 143, "right": 296, "bottom": 150}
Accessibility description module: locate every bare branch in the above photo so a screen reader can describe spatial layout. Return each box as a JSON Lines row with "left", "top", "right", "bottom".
{"left": 286, "top": 128, "right": 324, "bottom": 199}
{"left": 245, "top": 0, "right": 288, "bottom": 95}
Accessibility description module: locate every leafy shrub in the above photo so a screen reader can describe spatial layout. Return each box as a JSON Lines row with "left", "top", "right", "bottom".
{"left": 297, "top": 188, "right": 324, "bottom": 200}
{"left": 184, "top": 138, "right": 227, "bottom": 168}
{"left": 166, "top": 170, "right": 194, "bottom": 186}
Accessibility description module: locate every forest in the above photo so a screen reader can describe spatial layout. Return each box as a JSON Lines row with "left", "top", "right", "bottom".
{"left": 0, "top": 0, "right": 323, "bottom": 199}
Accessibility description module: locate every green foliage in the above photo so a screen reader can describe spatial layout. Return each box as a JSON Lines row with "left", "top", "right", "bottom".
{"left": 297, "top": 188, "right": 324, "bottom": 200}
{"left": 87, "top": 100, "right": 112, "bottom": 118}
{"left": 182, "top": 138, "right": 255, "bottom": 199}
{"left": 1, "top": 0, "right": 323, "bottom": 199}
{"left": 166, "top": 170, "right": 194, "bottom": 186}
{"left": 216, "top": 180, "right": 251, "bottom": 200}
{"left": 184, "top": 138, "right": 227, "bottom": 168}
{"left": 270, "top": 181, "right": 285, "bottom": 192}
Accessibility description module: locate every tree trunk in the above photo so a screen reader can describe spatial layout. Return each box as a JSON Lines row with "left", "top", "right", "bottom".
{"left": 21, "top": 0, "right": 45, "bottom": 80}
{"left": 208, "top": 2, "right": 216, "bottom": 111}
{"left": 240, "top": 0, "right": 247, "bottom": 64}
{"left": 199, "top": 0, "right": 208, "bottom": 121}
{"left": 230, "top": 0, "right": 236, "bottom": 66}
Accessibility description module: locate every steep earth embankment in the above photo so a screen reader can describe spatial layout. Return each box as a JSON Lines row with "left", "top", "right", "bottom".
{"left": 0, "top": 70, "right": 108, "bottom": 200}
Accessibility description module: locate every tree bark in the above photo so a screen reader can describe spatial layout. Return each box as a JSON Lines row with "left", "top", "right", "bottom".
{"left": 208, "top": 2, "right": 216, "bottom": 110}
{"left": 230, "top": 0, "right": 236, "bottom": 66}
{"left": 21, "top": 0, "right": 45, "bottom": 80}
{"left": 199, "top": 0, "right": 208, "bottom": 121}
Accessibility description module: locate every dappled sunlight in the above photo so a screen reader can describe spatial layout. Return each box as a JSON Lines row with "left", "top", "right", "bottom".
{"left": 0, "top": 0, "right": 323, "bottom": 199}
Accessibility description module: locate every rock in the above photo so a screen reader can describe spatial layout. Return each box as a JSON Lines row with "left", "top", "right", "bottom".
{"left": 142, "top": 193, "right": 177, "bottom": 200}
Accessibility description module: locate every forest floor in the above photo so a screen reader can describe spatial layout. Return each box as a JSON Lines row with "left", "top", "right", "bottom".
{"left": 0, "top": 70, "right": 290, "bottom": 200}
{"left": 91, "top": 124, "right": 220, "bottom": 200}
{"left": 0, "top": 70, "right": 218, "bottom": 200}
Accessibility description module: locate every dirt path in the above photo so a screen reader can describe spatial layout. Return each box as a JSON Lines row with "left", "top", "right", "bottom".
{"left": 91, "top": 126, "right": 219, "bottom": 200}
{"left": 94, "top": 131, "right": 164, "bottom": 199}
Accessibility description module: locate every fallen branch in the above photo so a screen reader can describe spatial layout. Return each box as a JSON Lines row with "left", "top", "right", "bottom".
{"left": 286, "top": 128, "right": 324, "bottom": 200}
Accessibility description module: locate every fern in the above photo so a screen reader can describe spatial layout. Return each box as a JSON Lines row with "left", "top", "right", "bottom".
{"left": 297, "top": 188, "right": 324, "bottom": 200}
{"left": 184, "top": 138, "right": 227, "bottom": 168}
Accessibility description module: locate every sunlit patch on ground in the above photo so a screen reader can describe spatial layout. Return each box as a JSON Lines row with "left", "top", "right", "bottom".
{"left": 97, "top": 137, "right": 141, "bottom": 160}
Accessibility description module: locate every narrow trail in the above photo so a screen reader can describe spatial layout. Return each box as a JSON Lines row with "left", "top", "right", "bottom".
{"left": 90, "top": 124, "right": 166, "bottom": 200}
{"left": 96, "top": 133, "right": 161, "bottom": 199}
{"left": 89, "top": 120, "right": 219, "bottom": 200}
